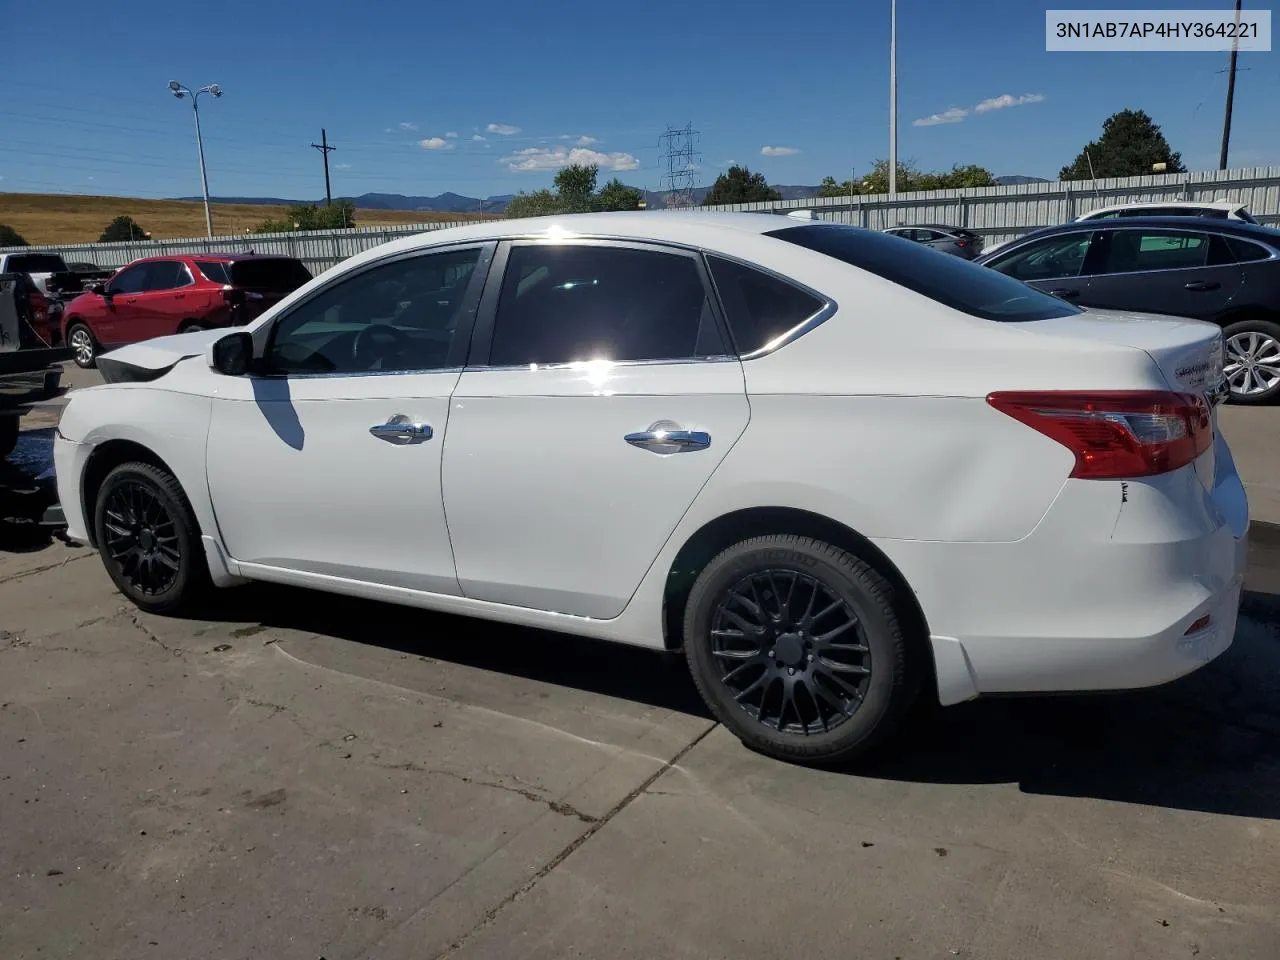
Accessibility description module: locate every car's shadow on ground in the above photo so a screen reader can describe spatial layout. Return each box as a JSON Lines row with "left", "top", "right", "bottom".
{"left": 202, "top": 580, "right": 1280, "bottom": 821}
{"left": 0, "top": 429, "right": 60, "bottom": 553}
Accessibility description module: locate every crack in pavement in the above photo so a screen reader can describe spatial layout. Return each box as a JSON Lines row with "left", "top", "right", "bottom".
{"left": 429, "top": 722, "right": 719, "bottom": 960}
{"left": 126, "top": 611, "right": 184, "bottom": 659}
{"left": 0, "top": 551, "right": 93, "bottom": 585}
{"left": 377, "top": 762, "right": 599, "bottom": 824}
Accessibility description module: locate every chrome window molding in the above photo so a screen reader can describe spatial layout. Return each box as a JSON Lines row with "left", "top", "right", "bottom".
{"left": 463, "top": 355, "right": 741, "bottom": 374}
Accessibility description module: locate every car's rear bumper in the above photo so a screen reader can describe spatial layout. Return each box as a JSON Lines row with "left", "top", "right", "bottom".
{"left": 881, "top": 434, "right": 1249, "bottom": 705}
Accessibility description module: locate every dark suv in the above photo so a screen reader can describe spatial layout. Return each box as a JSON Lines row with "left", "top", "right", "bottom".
{"left": 977, "top": 217, "right": 1280, "bottom": 403}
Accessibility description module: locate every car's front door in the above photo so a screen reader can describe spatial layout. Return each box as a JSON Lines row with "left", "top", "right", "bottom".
{"left": 441, "top": 240, "right": 750, "bottom": 619}
{"left": 96, "top": 262, "right": 152, "bottom": 346}
{"left": 983, "top": 230, "right": 1098, "bottom": 303}
{"left": 205, "top": 243, "right": 492, "bottom": 592}
{"left": 1076, "top": 227, "right": 1244, "bottom": 321}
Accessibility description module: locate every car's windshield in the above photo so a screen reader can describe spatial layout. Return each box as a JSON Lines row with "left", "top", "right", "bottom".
{"left": 767, "top": 223, "right": 1082, "bottom": 322}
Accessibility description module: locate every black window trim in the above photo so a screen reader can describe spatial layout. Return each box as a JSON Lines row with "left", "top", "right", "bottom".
{"left": 252, "top": 240, "right": 496, "bottom": 380}
{"left": 464, "top": 237, "right": 742, "bottom": 370}
{"left": 703, "top": 250, "right": 836, "bottom": 360}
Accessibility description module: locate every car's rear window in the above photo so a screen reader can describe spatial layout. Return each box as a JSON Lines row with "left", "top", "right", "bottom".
{"left": 228, "top": 258, "right": 312, "bottom": 291}
{"left": 766, "top": 223, "right": 1082, "bottom": 322}
{"left": 195, "top": 260, "right": 230, "bottom": 284}
{"left": 6, "top": 254, "right": 67, "bottom": 274}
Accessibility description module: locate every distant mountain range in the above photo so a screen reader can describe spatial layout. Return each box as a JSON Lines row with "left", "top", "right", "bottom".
{"left": 175, "top": 176, "right": 1051, "bottom": 215}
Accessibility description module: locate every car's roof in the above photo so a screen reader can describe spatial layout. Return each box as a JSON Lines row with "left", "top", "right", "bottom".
{"left": 980, "top": 215, "right": 1280, "bottom": 254}
{"left": 1081, "top": 199, "right": 1246, "bottom": 215}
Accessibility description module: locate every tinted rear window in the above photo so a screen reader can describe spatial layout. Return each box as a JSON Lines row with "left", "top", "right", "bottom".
{"left": 6, "top": 254, "right": 67, "bottom": 274}
{"left": 228, "top": 258, "right": 312, "bottom": 291}
{"left": 766, "top": 224, "right": 1081, "bottom": 322}
{"left": 195, "top": 260, "right": 230, "bottom": 284}
{"left": 708, "top": 256, "right": 825, "bottom": 355}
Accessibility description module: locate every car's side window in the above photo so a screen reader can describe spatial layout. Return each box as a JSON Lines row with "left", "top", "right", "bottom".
{"left": 195, "top": 261, "right": 230, "bottom": 284}
{"left": 108, "top": 264, "right": 150, "bottom": 295}
{"left": 487, "top": 243, "right": 726, "bottom": 366}
{"left": 145, "top": 260, "right": 193, "bottom": 291}
{"left": 986, "top": 234, "right": 1093, "bottom": 281}
{"left": 1096, "top": 230, "right": 1209, "bottom": 274}
{"left": 263, "top": 247, "right": 483, "bottom": 376}
{"left": 707, "top": 255, "right": 825, "bottom": 356}
{"left": 1225, "top": 237, "right": 1272, "bottom": 263}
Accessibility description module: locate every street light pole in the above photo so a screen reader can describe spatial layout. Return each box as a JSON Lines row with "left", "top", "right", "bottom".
{"left": 169, "top": 81, "right": 222, "bottom": 238}
{"left": 1218, "top": 0, "right": 1243, "bottom": 170}
{"left": 888, "top": 0, "right": 898, "bottom": 195}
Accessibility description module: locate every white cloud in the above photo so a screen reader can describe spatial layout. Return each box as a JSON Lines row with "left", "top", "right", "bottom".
{"left": 761, "top": 145, "right": 800, "bottom": 157}
{"left": 384, "top": 128, "right": 393, "bottom": 133}
{"left": 504, "top": 146, "right": 640, "bottom": 172}
{"left": 335, "top": 162, "right": 352, "bottom": 169}
{"left": 488, "top": 122, "right": 521, "bottom": 135}
{"left": 974, "top": 93, "right": 1045, "bottom": 113}
{"left": 419, "top": 137, "right": 453, "bottom": 150}
{"left": 445, "top": 131, "right": 458, "bottom": 138}
{"left": 398, "top": 121, "right": 418, "bottom": 131}
{"left": 559, "top": 134, "right": 598, "bottom": 145}
{"left": 471, "top": 133, "right": 486, "bottom": 141}
{"left": 913, "top": 107, "right": 969, "bottom": 127}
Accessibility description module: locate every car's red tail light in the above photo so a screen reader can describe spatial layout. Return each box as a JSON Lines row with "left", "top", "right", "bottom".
{"left": 986, "top": 391, "right": 1212, "bottom": 479}
{"left": 954, "top": 238, "right": 970, "bottom": 248}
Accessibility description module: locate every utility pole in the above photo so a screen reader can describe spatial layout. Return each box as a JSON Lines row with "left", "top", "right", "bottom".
{"left": 888, "top": 0, "right": 898, "bottom": 195}
{"left": 311, "top": 129, "right": 336, "bottom": 206}
{"left": 1218, "top": 0, "right": 1242, "bottom": 170}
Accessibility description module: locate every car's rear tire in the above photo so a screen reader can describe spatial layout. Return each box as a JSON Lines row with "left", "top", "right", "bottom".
{"left": 66, "top": 322, "right": 97, "bottom": 369}
{"left": 1222, "top": 318, "right": 1280, "bottom": 404}
{"left": 93, "top": 461, "right": 209, "bottom": 615}
{"left": 683, "top": 535, "right": 914, "bottom": 766}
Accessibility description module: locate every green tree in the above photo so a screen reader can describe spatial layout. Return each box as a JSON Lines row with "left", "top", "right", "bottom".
{"left": 99, "top": 215, "right": 147, "bottom": 242}
{"left": 826, "top": 160, "right": 996, "bottom": 195}
{"left": 593, "top": 177, "right": 643, "bottom": 212}
{"left": 817, "top": 175, "right": 849, "bottom": 198}
{"left": 0, "top": 224, "right": 28, "bottom": 247}
{"left": 553, "top": 164, "right": 598, "bottom": 213}
{"left": 254, "top": 200, "right": 355, "bottom": 233}
{"left": 505, "top": 189, "right": 563, "bottom": 219}
{"left": 702, "top": 165, "right": 781, "bottom": 205}
{"left": 1060, "top": 109, "right": 1185, "bottom": 180}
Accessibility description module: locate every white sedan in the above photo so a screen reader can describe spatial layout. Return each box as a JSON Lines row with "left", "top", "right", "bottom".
{"left": 54, "top": 212, "right": 1249, "bottom": 765}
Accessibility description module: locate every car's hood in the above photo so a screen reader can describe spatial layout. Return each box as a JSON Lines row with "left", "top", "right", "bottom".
{"left": 96, "top": 328, "right": 231, "bottom": 383}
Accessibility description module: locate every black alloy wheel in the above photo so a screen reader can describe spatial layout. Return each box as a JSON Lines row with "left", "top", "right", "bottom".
{"left": 710, "top": 569, "right": 872, "bottom": 734}
{"left": 93, "top": 461, "right": 208, "bottom": 614}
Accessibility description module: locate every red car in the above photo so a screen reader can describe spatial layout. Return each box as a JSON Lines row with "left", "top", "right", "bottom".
{"left": 61, "top": 254, "right": 313, "bottom": 368}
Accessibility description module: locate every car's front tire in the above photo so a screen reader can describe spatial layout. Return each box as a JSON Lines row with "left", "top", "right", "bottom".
{"left": 1223, "top": 318, "right": 1280, "bottom": 404}
{"left": 66, "top": 322, "right": 98, "bottom": 369}
{"left": 93, "top": 461, "right": 209, "bottom": 615}
{"left": 683, "top": 535, "right": 914, "bottom": 766}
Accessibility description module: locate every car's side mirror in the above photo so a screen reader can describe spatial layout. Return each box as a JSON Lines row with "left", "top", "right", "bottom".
{"left": 208, "top": 331, "right": 253, "bottom": 376}
{"left": 89, "top": 282, "right": 109, "bottom": 297}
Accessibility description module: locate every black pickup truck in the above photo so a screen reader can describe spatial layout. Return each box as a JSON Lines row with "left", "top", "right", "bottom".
{"left": 1, "top": 273, "right": 73, "bottom": 459}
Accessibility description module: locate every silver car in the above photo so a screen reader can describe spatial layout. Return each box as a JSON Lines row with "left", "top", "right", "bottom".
{"left": 883, "top": 224, "right": 984, "bottom": 260}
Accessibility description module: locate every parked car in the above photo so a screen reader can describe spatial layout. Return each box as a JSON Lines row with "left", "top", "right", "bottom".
{"left": 54, "top": 213, "right": 1245, "bottom": 765}
{"left": 61, "top": 254, "right": 313, "bottom": 368}
{"left": 0, "top": 251, "right": 73, "bottom": 300}
{"left": 1, "top": 273, "right": 71, "bottom": 458}
{"left": 882, "top": 224, "right": 984, "bottom": 259}
{"left": 976, "top": 217, "right": 1280, "bottom": 403}
{"left": 1074, "top": 200, "right": 1259, "bottom": 223}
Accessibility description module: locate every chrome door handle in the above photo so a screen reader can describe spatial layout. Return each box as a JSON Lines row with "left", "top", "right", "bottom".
{"left": 1184, "top": 280, "right": 1220, "bottom": 292}
{"left": 625, "top": 421, "right": 711, "bottom": 454}
{"left": 369, "top": 414, "right": 433, "bottom": 445}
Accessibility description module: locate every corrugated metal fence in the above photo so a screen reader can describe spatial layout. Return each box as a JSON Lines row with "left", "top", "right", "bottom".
{"left": 2, "top": 166, "right": 1278, "bottom": 273}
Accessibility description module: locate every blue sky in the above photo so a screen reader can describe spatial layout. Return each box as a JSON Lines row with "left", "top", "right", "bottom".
{"left": 2, "top": 0, "right": 1276, "bottom": 202}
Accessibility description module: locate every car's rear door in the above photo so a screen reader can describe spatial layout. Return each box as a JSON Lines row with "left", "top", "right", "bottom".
{"left": 132, "top": 259, "right": 196, "bottom": 339}
{"left": 440, "top": 239, "right": 749, "bottom": 619}
{"left": 1080, "top": 227, "right": 1244, "bottom": 321}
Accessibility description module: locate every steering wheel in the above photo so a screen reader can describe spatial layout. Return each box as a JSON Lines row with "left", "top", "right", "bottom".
{"left": 351, "top": 323, "right": 411, "bottom": 370}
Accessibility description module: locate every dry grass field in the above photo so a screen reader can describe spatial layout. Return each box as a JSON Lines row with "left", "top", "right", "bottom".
{"left": 0, "top": 193, "right": 495, "bottom": 246}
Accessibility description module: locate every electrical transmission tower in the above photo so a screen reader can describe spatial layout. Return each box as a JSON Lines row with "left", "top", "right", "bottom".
{"left": 658, "top": 123, "right": 700, "bottom": 208}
